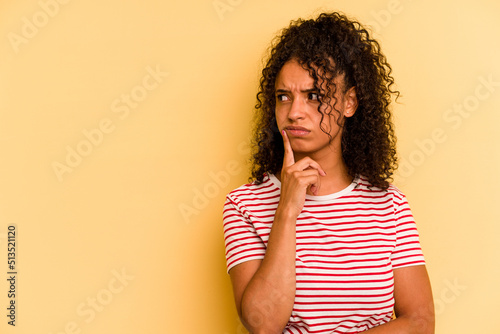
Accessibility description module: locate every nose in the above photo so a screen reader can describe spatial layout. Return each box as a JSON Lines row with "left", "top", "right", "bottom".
{"left": 288, "top": 97, "right": 306, "bottom": 121}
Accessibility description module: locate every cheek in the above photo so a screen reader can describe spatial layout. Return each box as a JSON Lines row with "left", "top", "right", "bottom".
{"left": 275, "top": 118, "right": 282, "bottom": 132}
{"left": 320, "top": 113, "right": 342, "bottom": 135}
{"left": 274, "top": 109, "right": 286, "bottom": 128}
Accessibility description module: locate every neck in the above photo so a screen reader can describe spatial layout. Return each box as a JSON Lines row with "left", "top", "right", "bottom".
{"left": 307, "top": 149, "right": 352, "bottom": 195}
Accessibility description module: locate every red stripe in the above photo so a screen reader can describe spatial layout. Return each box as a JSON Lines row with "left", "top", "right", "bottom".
{"left": 295, "top": 268, "right": 392, "bottom": 277}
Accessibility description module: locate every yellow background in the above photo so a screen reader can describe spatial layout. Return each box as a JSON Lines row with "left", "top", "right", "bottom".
{"left": 0, "top": 0, "right": 499, "bottom": 333}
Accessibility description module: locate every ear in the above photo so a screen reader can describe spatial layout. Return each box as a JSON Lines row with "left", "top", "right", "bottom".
{"left": 343, "top": 86, "right": 358, "bottom": 118}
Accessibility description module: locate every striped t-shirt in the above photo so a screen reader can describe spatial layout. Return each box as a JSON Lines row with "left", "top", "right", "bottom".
{"left": 223, "top": 174, "right": 425, "bottom": 333}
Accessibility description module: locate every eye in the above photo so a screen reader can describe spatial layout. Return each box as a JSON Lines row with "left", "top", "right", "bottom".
{"left": 276, "top": 94, "right": 290, "bottom": 102}
{"left": 308, "top": 92, "right": 320, "bottom": 101}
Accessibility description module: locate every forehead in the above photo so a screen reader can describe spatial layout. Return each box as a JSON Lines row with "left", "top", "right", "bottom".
{"left": 275, "top": 59, "right": 345, "bottom": 90}
{"left": 275, "top": 59, "right": 313, "bottom": 89}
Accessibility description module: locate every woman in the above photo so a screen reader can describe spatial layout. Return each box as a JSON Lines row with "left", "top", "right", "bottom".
{"left": 223, "top": 12, "right": 434, "bottom": 333}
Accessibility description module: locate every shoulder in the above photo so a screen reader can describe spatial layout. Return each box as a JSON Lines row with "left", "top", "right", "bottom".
{"left": 355, "top": 175, "right": 407, "bottom": 203}
{"left": 226, "top": 174, "right": 281, "bottom": 205}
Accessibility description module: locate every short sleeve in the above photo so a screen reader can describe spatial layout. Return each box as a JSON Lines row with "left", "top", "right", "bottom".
{"left": 391, "top": 192, "right": 426, "bottom": 269}
{"left": 223, "top": 196, "right": 266, "bottom": 273}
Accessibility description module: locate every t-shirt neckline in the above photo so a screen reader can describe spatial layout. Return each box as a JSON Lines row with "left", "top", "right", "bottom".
{"left": 267, "top": 174, "right": 359, "bottom": 201}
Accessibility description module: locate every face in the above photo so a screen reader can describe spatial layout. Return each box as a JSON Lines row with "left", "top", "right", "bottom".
{"left": 274, "top": 59, "right": 357, "bottom": 160}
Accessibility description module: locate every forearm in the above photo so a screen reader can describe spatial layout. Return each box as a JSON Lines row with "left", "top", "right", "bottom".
{"left": 240, "top": 208, "right": 297, "bottom": 333}
{"left": 364, "top": 265, "right": 435, "bottom": 333}
{"left": 363, "top": 314, "right": 434, "bottom": 334}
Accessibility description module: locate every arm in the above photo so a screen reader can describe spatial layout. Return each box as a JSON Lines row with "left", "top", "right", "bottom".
{"left": 228, "top": 130, "right": 326, "bottom": 334}
{"left": 229, "top": 208, "right": 297, "bottom": 333}
{"left": 363, "top": 265, "right": 435, "bottom": 333}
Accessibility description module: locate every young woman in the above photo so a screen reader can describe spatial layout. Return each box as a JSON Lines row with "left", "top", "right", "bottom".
{"left": 223, "top": 12, "right": 434, "bottom": 334}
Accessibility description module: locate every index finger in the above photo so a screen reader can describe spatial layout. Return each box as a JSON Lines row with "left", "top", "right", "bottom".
{"left": 281, "top": 130, "right": 295, "bottom": 167}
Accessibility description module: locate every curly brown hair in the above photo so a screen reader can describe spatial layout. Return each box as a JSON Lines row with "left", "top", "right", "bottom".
{"left": 250, "top": 12, "right": 400, "bottom": 190}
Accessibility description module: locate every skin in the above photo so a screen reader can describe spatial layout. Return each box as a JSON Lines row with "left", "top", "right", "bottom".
{"left": 229, "top": 59, "right": 435, "bottom": 333}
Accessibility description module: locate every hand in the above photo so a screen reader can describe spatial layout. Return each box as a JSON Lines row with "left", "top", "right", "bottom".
{"left": 277, "top": 130, "right": 326, "bottom": 218}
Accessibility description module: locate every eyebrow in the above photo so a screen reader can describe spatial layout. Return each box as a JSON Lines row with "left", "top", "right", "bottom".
{"left": 275, "top": 88, "right": 318, "bottom": 94}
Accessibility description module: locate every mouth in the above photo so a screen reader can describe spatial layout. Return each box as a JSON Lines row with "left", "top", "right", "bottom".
{"left": 285, "top": 126, "right": 310, "bottom": 137}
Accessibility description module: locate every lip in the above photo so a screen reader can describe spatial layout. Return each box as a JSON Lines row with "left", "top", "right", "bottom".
{"left": 285, "top": 126, "right": 310, "bottom": 137}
